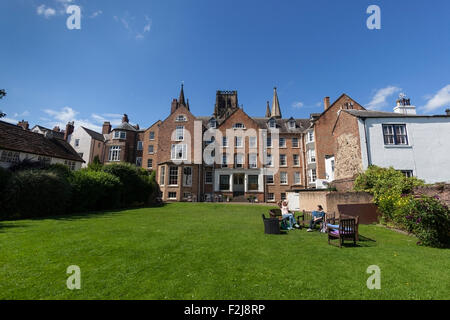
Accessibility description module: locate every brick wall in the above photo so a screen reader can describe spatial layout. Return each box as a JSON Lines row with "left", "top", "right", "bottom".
{"left": 314, "top": 94, "right": 365, "bottom": 180}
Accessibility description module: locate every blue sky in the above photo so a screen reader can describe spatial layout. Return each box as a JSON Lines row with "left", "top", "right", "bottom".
{"left": 0, "top": 0, "right": 449, "bottom": 131}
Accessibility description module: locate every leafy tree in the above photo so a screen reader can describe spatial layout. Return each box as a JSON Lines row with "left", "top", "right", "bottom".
{"left": 0, "top": 89, "right": 6, "bottom": 118}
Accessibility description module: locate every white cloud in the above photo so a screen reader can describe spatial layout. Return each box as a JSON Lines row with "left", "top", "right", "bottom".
{"left": 114, "top": 13, "right": 152, "bottom": 40}
{"left": 37, "top": 5, "right": 56, "bottom": 18}
{"left": 2, "top": 117, "right": 19, "bottom": 124}
{"left": 90, "top": 10, "right": 103, "bottom": 18}
{"left": 41, "top": 107, "right": 130, "bottom": 132}
{"left": 367, "top": 86, "right": 402, "bottom": 110}
{"left": 422, "top": 84, "right": 450, "bottom": 113}
{"left": 292, "top": 101, "right": 304, "bottom": 109}
{"left": 13, "top": 110, "right": 30, "bottom": 118}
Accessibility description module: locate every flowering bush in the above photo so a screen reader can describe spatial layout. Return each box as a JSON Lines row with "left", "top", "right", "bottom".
{"left": 400, "top": 196, "right": 450, "bottom": 247}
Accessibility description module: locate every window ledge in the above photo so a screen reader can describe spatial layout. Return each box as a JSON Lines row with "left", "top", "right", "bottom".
{"left": 384, "top": 145, "right": 412, "bottom": 149}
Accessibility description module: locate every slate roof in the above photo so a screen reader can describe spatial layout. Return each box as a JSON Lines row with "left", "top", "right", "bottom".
{"left": 344, "top": 110, "right": 450, "bottom": 118}
{"left": 113, "top": 122, "right": 139, "bottom": 131}
{"left": 0, "top": 121, "right": 84, "bottom": 162}
{"left": 81, "top": 126, "right": 105, "bottom": 141}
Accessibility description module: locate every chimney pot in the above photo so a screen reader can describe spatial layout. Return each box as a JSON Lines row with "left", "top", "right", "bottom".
{"left": 53, "top": 126, "right": 60, "bottom": 132}
{"left": 17, "top": 120, "right": 29, "bottom": 130}
{"left": 122, "top": 114, "right": 129, "bottom": 123}
{"left": 324, "top": 97, "right": 330, "bottom": 110}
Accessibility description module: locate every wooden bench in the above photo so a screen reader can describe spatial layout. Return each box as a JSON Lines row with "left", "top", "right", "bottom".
{"left": 328, "top": 218, "right": 357, "bottom": 247}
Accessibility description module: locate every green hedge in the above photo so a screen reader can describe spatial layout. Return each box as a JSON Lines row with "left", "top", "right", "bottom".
{"left": 0, "top": 162, "right": 158, "bottom": 220}
{"left": 70, "top": 169, "right": 122, "bottom": 212}
{"left": 2, "top": 170, "right": 72, "bottom": 219}
{"left": 102, "top": 163, "right": 155, "bottom": 206}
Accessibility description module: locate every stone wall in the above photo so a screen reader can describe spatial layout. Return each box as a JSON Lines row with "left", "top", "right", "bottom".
{"left": 414, "top": 184, "right": 450, "bottom": 207}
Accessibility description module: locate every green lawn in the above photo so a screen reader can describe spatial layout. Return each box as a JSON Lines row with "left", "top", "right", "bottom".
{"left": 1, "top": 203, "right": 449, "bottom": 300}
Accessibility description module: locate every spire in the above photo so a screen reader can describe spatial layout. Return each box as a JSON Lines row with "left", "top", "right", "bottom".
{"left": 178, "top": 83, "right": 186, "bottom": 107}
{"left": 271, "top": 87, "right": 282, "bottom": 118}
{"left": 265, "top": 101, "right": 271, "bottom": 117}
{"left": 186, "top": 99, "right": 190, "bottom": 111}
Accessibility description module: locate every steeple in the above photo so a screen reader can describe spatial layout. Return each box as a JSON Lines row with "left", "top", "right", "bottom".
{"left": 271, "top": 87, "right": 282, "bottom": 118}
{"left": 186, "top": 99, "right": 190, "bottom": 111}
{"left": 265, "top": 101, "right": 271, "bottom": 117}
{"left": 178, "top": 83, "right": 186, "bottom": 107}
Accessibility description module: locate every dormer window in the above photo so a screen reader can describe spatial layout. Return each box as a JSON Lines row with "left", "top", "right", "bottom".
{"left": 289, "top": 120, "right": 296, "bottom": 129}
{"left": 268, "top": 119, "right": 276, "bottom": 128}
{"left": 233, "top": 123, "right": 245, "bottom": 129}
{"left": 209, "top": 118, "right": 216, "bottom": 128}
{"left": 176, "top": 115, "right": 187, "bottom": 122}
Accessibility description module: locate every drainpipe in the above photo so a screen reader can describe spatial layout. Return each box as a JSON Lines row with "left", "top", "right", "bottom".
{"left": 363, "top": 118, "right": 371, "bottom": 167}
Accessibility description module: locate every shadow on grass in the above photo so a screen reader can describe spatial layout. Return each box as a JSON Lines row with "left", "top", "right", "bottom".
{"left": 0, "top": 222, "right": 30, "bottom": 233}
{"left": 1, "top": 203, "right": 167, "bottom": 223}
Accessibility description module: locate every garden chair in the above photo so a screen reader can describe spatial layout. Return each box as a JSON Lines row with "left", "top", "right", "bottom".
{"left": 262, "top": 214, "right": 281, "bottom": 234}
{"left": 328, "top": 218, "right": 357, "bottom": 247}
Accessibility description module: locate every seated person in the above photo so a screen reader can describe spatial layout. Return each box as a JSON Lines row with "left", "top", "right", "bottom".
{"left": 307, "top": 205, "right": 325, "bottom": 232}
{"left": 281, "top": 200, "right": 299, "bottom": 230}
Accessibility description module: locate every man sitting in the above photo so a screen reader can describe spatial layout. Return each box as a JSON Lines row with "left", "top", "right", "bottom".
{"left": 307, "top": 205, "right": 325, "bottom": 232}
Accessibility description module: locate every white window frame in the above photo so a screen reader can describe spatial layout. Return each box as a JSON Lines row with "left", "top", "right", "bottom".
{"left": 175, "top": 126, "right": 184, "bottom": 141}
{"left": 108, "top": 146, "right": 121, "bottom": 162}
{"left": 205, "top": 171, "right": 213, "bottom": 184}
{"left": 267, "top": 193, "right": 275, "bottom": 202}
{"left": 279, "top": 137, "right": 286, "bottom": 148}
{"left": 137, "top": 141, "right": 143, "bottom": 150}
{"left": 148, "top": 145, "right": 154, "bottom": 154}
{"left": 249, "top": 153, "right": 257, "bottom": 168}
{"left": 171, "top": 144, "right": 187, "bottom": 161}
{"left": 235, "top": 136, "right": 243, "bottom": 148}
{"left": 176, "top": 114, "right": 187, "bottom": 122}
{"left": 292, "top": 138, "right": 299, "bottom": 148}
{"left": 280, "top": 154, "right": 287, "bottom": 167}
{"left": 183, "top": 166, "right": 193, "bottom": 187}
{"left": 169, "top": 166, "right": 179, "bottom": 186}
{"left": 114, "top": 131, "right": 126, "bottom": 140}
{"left": 266, "top": 174, "right": 274, "bottom": 184}
{"left": 293, "top": 154, "right": 300, "bottom": 166}
{"left": 249, "top": 136, "right": 257, "bottom": 148}
{"left": 294, "top": 172, "right": 301, "bottom": 185}
{"left": 280, "top": 172, "right": 288, "bottom": 185}
{"left": 147, "top": 158, "right": 153, "bottom": 169}
{"left": 160, "top": 166, "right": 165, "bottom": 185}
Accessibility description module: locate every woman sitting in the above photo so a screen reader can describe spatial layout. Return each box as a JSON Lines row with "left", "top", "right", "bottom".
{"left": 280, "top": 200, "right": 299, "bottom": 230}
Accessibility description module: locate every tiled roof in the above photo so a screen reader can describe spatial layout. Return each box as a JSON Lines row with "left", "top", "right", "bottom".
{"left": 82, "top": 126, "right": 105, "bottom": 141}
{"left": 33, "top": 125, "right": 65, "bottom": 140}
{"left": 197, "top": 115, "right": 311, "bottom": 133}
{"left": 113, "top": 122, "right": 139, "bottom": 131}
{"left": 0, "top": 121, "right": 84, "bottom": 162}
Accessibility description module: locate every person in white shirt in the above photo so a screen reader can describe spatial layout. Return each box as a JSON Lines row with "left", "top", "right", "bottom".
{"left": 280, "top": 200, "right": 299, "bottom": 230}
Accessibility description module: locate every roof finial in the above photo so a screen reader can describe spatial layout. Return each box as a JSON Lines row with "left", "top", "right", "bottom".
{"left": 265, "top": 101, "right": 271, "bottom": 117}
{"left": 178, "top": 82, "right": 186, "bottom": 106}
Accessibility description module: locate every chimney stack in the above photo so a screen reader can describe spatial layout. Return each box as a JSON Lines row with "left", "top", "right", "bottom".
{"left": 17, "top": 120, "right": 29, "bottom": 130}
{"left": 122, "top": 114, "right": 129, "bottom": 123}
{"left": 324, "top": 97, "right": 330, "bottom": 111}
{"left": 53, "top": 126, "right": 60, "bottom": 132}
{"left": 64, "top": 121, "right": 74, "bottom": 141}
{"left": 102, "top": 121, "right": 111, "bottom": 135}
{"left": 446, "top": 109, "right": 450, "bottom": 116}
{"left": 171, "top": 98, "right": 178, "bottom": 114}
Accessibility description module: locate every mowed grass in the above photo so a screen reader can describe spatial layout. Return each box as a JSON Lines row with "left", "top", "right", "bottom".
{"left": 0, "top": 203, "right": 449, "bottom": 300}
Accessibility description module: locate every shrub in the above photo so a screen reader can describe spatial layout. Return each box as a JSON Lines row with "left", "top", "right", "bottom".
{"left": 400, "top": 196, "right": 450, "bottom": 247}
{"left": 46, "top": 163, "right": 74, "bottom": 181}
{"left": 354, "top": 165, "right": 424, "bottom": 223}
{"left": 87, "top": 155, "right": 103, "bottom": 172}
{"left": 2, "top": 170, "right": 72, "bottom": 219}
{"left": 0, "top": 166, "right": 12, "bottom": 212}
{"left": 102, "top": 163, "right": 156, "bottom": 206}
{"left": 70, "top": 169, "right": 122, "bottom": 212}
